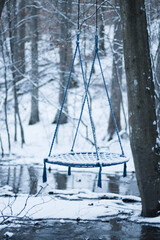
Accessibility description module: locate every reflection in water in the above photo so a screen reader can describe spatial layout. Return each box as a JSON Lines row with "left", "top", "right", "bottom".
{"left": 0, "top": 165, "right": 24, "bottom": 194}
{"left": 92, "top": 174, "right": 97, "bottom": 192}
{"left": 108, "top": 175, "right": 120, "bottom": 194}
{"left": 13, "top": 166, "right": 23, "bottom": 194}
{"left": 0, "top": 166, "right": 10, "bottom": 186}
{"left": 28, "top": 166, "right": 38, "bottom": 195}
{"left": 6, "top": 166, "right": 10, "bottom": 185}
{"left": 0, "top": 165, "right": 38, "bottom": 195}
{"left": 110, "top": 218, "right": 121, "bottom": 240}
{"left": 140, "top": 225, "right": 160, "bottom": 240}
{"left": 13, "top": 165, "right": 23, "bottom": 193}
{"left": 0, "top": 219, "right": 159, "bottom": 239}
{"left": 0, "top": 165, "right": 139, "bottom": 196}
{"left": 54, "top": 172, "right": 67, "bottom": 190}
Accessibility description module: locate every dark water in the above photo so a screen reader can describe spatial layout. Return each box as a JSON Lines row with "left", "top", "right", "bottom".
{"left": 0, "top": 164, "right": 139, "bottom": 196}
{"left": 1, "top": 219, "right": 160, "bottom": 240}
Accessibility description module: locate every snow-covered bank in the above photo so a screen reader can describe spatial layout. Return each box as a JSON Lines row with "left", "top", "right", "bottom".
{"left": 0, "top": 187, "right": 160, "bottom": 226}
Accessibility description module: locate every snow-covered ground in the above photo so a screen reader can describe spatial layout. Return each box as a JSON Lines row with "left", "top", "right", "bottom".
{"left": 0, "top": 185, "right": 160, "bottom": 227}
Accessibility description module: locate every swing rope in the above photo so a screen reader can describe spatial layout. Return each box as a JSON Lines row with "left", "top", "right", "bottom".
{"left": 48, "top": 38, "right": 78, "bottom": 158}
{"left": 43, "top": 0, "right": 101, "bottom": 184}
{"left": 48, "top": 1, "right": 98, "bottom": 161}
{"left": 69, "top": 0, "right": 127, "bottom": 184}
{"left": 43, "top": 0, "right": 128, "bottom": 187}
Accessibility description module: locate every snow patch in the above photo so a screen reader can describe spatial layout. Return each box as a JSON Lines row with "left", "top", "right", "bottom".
{"left": 134, "top": 79, "right": 138, "bottom": 86}
{"left": 153, "top": 121, "right": 157, "bottom": 125}
{"left": 4, "top": 232, "right": 14, "bottom": 238}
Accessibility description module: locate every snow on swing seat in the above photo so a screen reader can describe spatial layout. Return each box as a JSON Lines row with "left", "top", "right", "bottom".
{"left": 45, "top": 152, "right": 129, "bottom": 168}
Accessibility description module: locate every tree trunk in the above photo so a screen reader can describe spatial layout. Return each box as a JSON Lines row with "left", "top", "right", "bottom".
{"left": 7, "top": 0, "right": 25, "bottom": 145}
{"left": 0, "top": 25, "right": 11, "bottom": 152}
{"left": 0, "top": 0, "right": 5, "bottom": 18}
{"left": 17, "top": 0, "right": 26, "bottom": 80}
{"left": 53, "top": 0, "right": 69, "bottom": 124}
{"left": 68, "top": 0, "right": 77, "bottom": 89}
{"left": 108, "top": 0, "right": 122, "bottom": 140}
{"left": 155, "top": 24, "right": 160, "bottom": 134}
{"left": 29, "top": 0, "right": 39, "bottom": 125}
{"left": 120, "top": 0, "right": 160, "bottom": 217}
{"left": 99, "top": 0, "right": 105, "bottom": 53}
{"left": 7, "top": 0, "right": 18, "bottom": 141}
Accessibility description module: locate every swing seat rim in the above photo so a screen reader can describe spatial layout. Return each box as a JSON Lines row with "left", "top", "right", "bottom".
{"left": 44, "top": 151, "right": 129, "bottom": 168}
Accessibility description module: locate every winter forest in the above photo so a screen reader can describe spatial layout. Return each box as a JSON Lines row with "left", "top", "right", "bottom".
{"left": 0, "top": 0, "right": 160, "bottom": 238}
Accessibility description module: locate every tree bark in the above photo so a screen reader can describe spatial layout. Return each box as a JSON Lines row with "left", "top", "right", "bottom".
{"left": 120, "top": 0, "right": 160, "bottom": 217}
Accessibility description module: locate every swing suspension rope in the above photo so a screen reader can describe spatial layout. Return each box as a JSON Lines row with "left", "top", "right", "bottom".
{"left": 43, "top": 0, "right": 128, "bottom": 188}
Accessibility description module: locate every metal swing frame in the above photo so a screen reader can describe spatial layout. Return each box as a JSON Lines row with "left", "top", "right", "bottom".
{"left": 43, "top": 0, "right": 129, "bottom": 188}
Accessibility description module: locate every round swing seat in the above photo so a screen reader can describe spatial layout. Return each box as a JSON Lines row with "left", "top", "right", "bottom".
{"left": 45, "top": 152, "right": 129, "bottom": 168}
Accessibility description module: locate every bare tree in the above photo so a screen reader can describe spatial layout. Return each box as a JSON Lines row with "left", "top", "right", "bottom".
{"left": 108, "top": 0, "right": 122, "bottom": 140}
{"left": 7, "top": 0, "right": 25, "bottom": 145}
{"left": 0, "top": 24, "right": 11, "bottom": 152}
{"left": 17, "top": 0, "right": 26, "bottom": 80}
{"left": 120, "top": 0, "right": 160, "bottom": 217}
{"left": 53, "top": 0, "right": 72, "bottom": 124}
{"left": 29, "top": 0, "right": 40, "bottom": 125}
{"left": 67, "top": 0, "right": 77, "bottom": 89}
{"left": 99, "top": 0, "right": 105, "bottom": 53}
